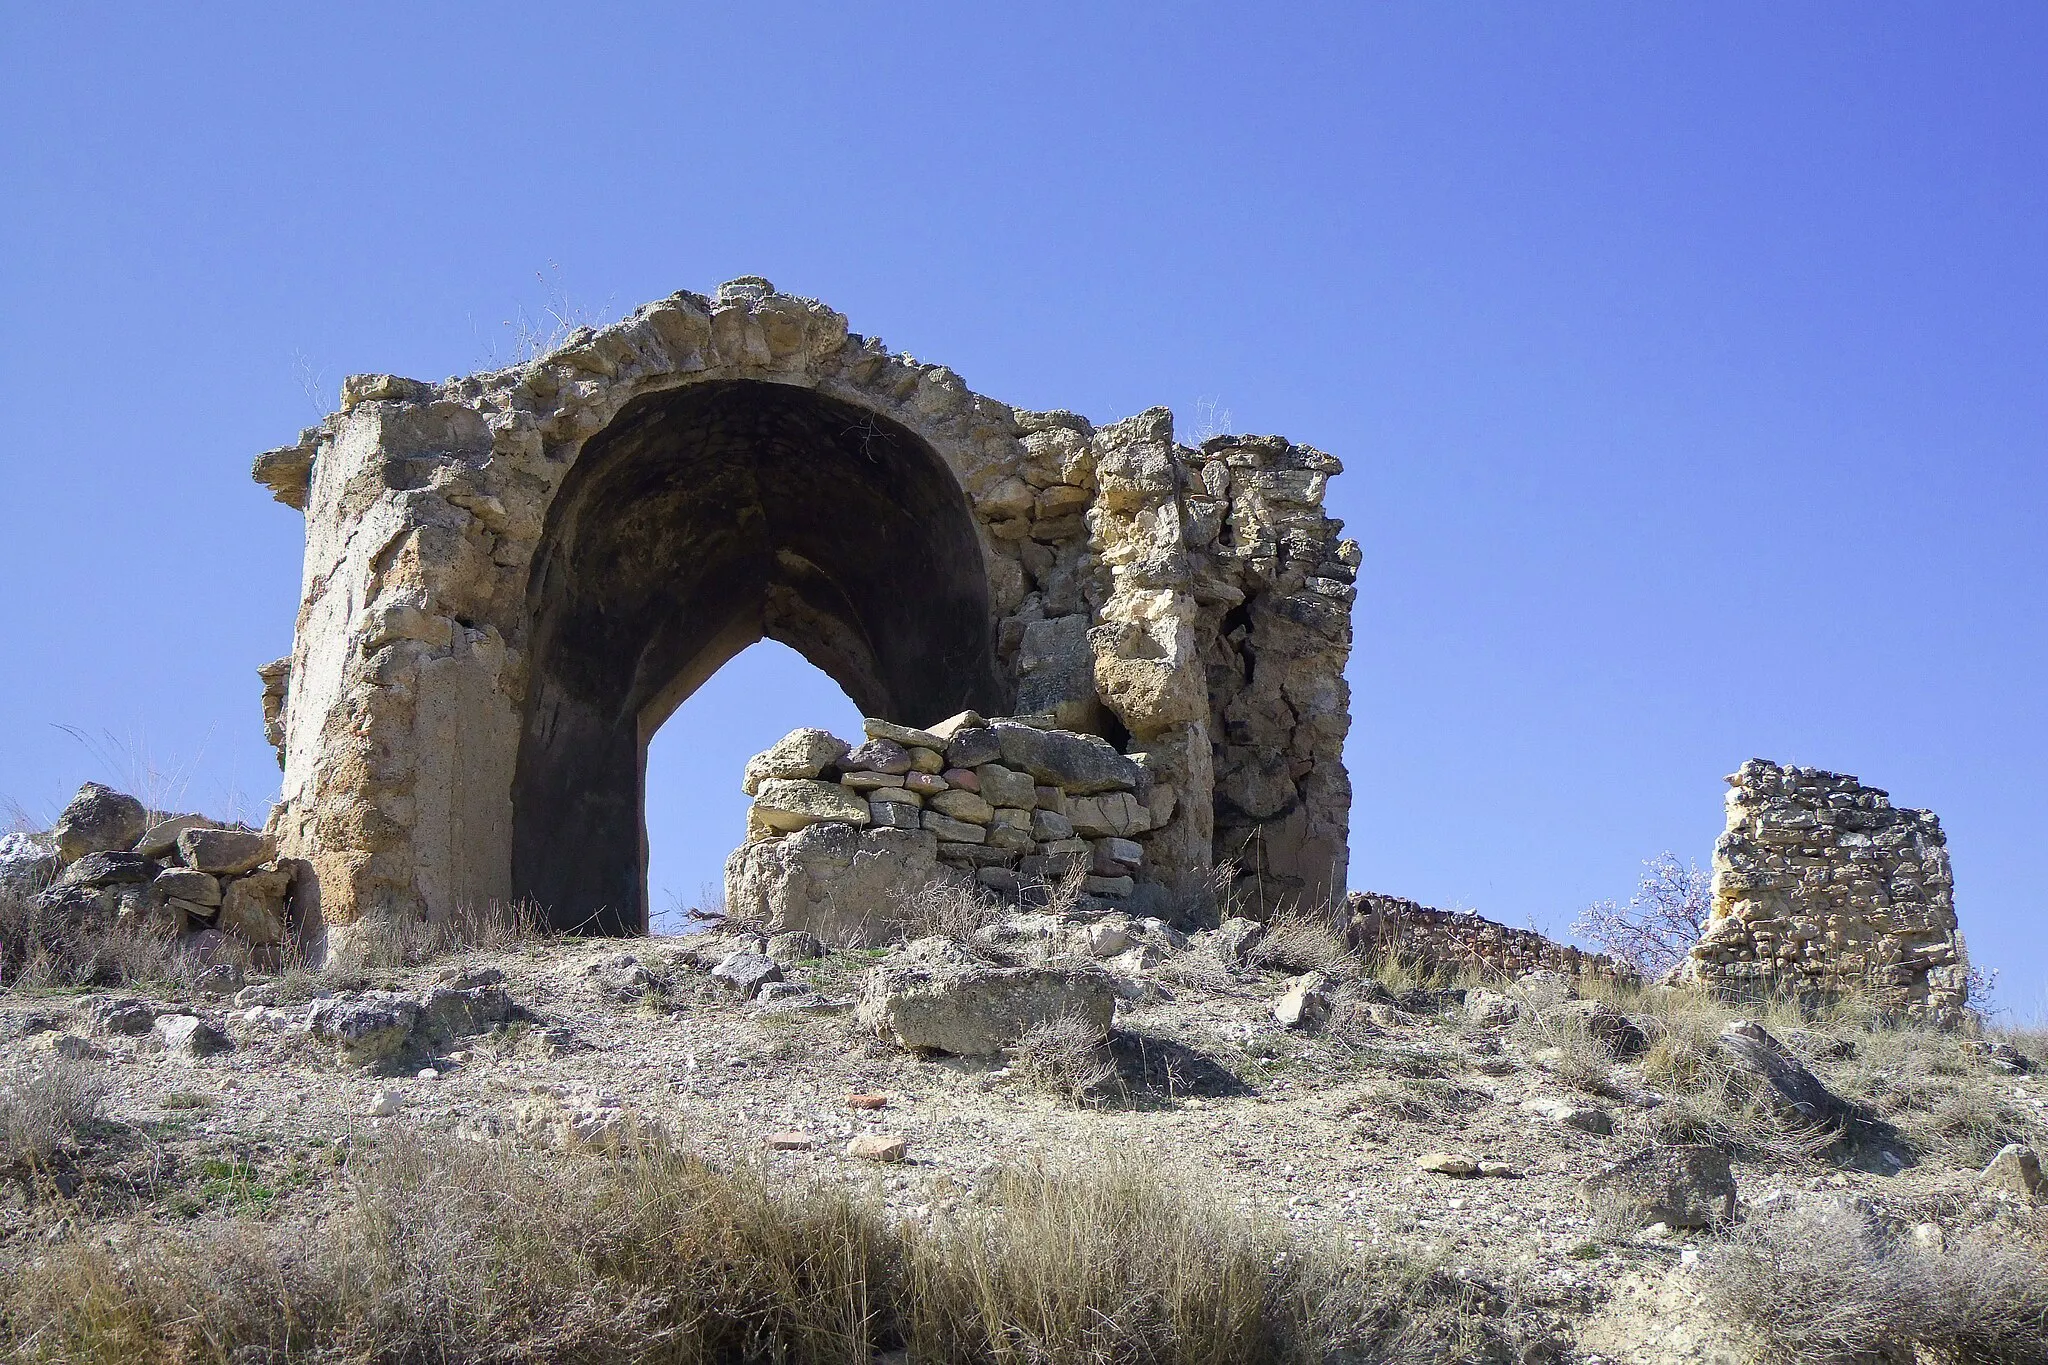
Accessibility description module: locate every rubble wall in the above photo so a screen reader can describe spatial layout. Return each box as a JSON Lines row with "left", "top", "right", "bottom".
{"left": 725, "top": 715, "right": 1169, "bottom": 944}
{"left": 1685, "top": 760, "right": 1968, "bottom": 1022}
{"left": 1345, "top": 893, "right": 1636, "bottom": 984}
{"left": 253, "top": 278, "right": 1356, "bottom": 938}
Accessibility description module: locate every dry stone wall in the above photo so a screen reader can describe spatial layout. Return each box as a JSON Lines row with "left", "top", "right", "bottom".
{"left": 252, "top": 278, "right": 1356, "bottom": 943}
{"left": 3, "top": 782, "right": 304, "bottom": 962}
{"left": 1685, "top": 760, "right": 1968, "bottom": 1023}
{"left": 726, "top": 714, "right": 1170, "bottom": 944}
{"left": 1345, "top": 892, "right": 1636, "bottom": 984}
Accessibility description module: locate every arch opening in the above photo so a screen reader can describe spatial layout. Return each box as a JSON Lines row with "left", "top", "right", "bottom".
{"left": 512, "top": 380, "right": 1008, "bottom": 934}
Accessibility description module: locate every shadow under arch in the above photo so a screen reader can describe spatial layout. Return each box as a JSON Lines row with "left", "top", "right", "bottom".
{"left": 512, "top": 379, "right": 1009, "bottom": 933}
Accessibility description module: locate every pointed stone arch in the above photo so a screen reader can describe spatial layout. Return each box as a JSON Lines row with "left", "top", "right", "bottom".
{"left": 253, "top": 278, "right": 1356, "bottom": 948}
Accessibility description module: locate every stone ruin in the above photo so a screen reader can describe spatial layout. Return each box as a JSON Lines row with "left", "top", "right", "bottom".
{"left": 1345, "top": 892, "right": 1636, "bottom": 985}
{"left": 250, "top": 278, "right": 1355, "bottom": 948}
{"left": 727, "top": 715, "right": 1174, "bottom": 943}
{"left": 1683, "top": 760, "right": 1970, "bottom": 1023}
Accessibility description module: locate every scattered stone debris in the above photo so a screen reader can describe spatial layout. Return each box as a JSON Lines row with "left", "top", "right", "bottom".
{"left": 845, "top": 1134, "right": 908, "bottom": 1163}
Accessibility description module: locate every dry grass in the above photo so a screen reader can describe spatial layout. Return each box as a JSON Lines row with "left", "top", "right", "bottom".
{"left": 1247, "top": 904, "right": 1359, "bottom": 977}
{"left": 331, "top": 897, "right": 551, "bottom": 971}
{"left": 1701, "top": 1196, "right": 2048, "bottom": 1364}
{"left": 1008, "top": 1012, "right": 1117, "bottom": 1105}
{"left": 0, "top": 888, "right": 188, "bottom": 993}
{"left": 0, "top": 1132, "right": 1545, "bottom": 1364}
{"left": 891, "top": 875, "right": 1009, "bottom": 946}
{"left": 0, "top": 1059, "right": 110, "bottom": 1170}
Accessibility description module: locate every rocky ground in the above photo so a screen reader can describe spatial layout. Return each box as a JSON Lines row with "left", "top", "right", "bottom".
{"left": 3, "top": 910, "right": 2044, "bottom": 1363}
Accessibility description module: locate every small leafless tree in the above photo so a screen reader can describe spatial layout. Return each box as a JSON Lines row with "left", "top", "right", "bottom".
{"left": 1573, "top": 851, "right": 1711, "bottom": 978}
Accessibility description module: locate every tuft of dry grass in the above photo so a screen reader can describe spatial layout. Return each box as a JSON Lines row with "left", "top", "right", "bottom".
{"left": 1, "top": 1132, "right": 1547, "bottom": 1365}
{"left": 1008, "top": 1012, "right": 1117, "bottom": 1105}
{"left": 1247, "top": 904, "right": 1359, "bottom": 977}
{"left": 0, "top": 1058, "right": 110, "bottom": 1170}
{"left": 1700, "top": 1196, "right": 2048, "bottom": 1364}
{"left": 331, "top": 898, "right": 550, "bottom": 971}
{"left": 891, "top": 875, "right": 1009, "bottom": 946}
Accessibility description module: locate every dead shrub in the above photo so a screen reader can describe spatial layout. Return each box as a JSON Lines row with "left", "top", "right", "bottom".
{"left": 1701, "top": 1197, "right": 2048, "bottom": 1364}
{"left": 1008, "top": 1012, "right": 1117, "bottom": 1105}
{"left": 0, "top": 1058, "right": 110, "bottom": 1169}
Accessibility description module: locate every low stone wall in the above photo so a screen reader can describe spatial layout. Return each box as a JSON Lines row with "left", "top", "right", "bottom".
{"left": 2, "top": 782, "right": 303, "bottom": 960}
{"left": 726, "top": 713, "right": 1177, "bottom": 944}
{"left": 1344, "top": 892, "right": 1636, "bottom": 984}
{"left": 1685, "top": 760, "right": 1968, "bottom": 1023}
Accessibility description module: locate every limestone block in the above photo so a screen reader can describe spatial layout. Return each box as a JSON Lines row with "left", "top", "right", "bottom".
{"left": 864, "top": 718, "right": 948, "bottom": 750}
{"left": 742, "top": 728, "right": 851, "bottom": 795}
{"left": 991, "top": 722, "right": 1140, "bottom": 794}
{"left": 153, "top": 867, "right": 221, "bottom": 908}
{"left": 974, "top": 764, "right": 1037, "bottom": 810}
{"left": 752, "top": 779, "right": 871, "bottom": 832}
{"left": 857, "top": 936, "right": 1115, "bottom": 1056}
{"left": 51, "top": 782, "right": 148, "bottom": 865}
{"left": 928, "top": 790, "right": 995, "bottom": 824}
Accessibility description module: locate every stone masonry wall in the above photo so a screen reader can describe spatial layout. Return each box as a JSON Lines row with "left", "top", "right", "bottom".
{"left": 253, "top": 278, "right": 1356, "bottom": 940}
{"left": 725, "top": 715, "right": 1167, "bottom": 945}
{"left": 1345, "top": 892, "right": 1636, "bottom": 984}
{"left": 1685, "top": 760, "right": 1968, "bottom": 1022}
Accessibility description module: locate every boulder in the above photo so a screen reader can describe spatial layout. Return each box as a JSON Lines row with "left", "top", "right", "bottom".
{"left": 1716, "top": 1020, "right": 1848, "bottom": 1125}
{"left": 1980, "top": 1143, "right": 2044, "bottom": 1203}
{"left": 56, "top": 850, "right": 158, "bottom": 888}
{"left": 152, "top": 1014, "right": 231, "bottom": 1060}
{"left": 305, "top": 991, "right": 420, "bottom": 1062}
{"left": 175, "top": 827, "right": 273, "bottom": 876}
{"left": 741, "top": 728, "right": 851, "bottom": 795}
{"left": 1581, "top": 1144, "right": 1736, "bottom": 1229}
{"left": 1464, "top": 988, "right": 1521, "bottom": 1026}
{"left": 1273, "top": 971, "right": 1335, "bottom": 1029}
{"left": 0, "top": 832, "right": 59, "bottom": 897}
{"left": 990, "top": 721, "right": 1140, "bottom": 794}
{"left": 1556, "top": 998, "right": 1649, "bottom": 1057}
{"left": 710, "top": 951, "right": 784, "bottom": 998}
{"left": 51, "top": 782, "right": 147, "bottom": 864}
{"left": 83, "top": 996, "right": 155, "bottom": 1036}
{"left": 857, "top": 936, "right": 1116, "bottom": 1057}
{"left": 216, "top": 867, "right": 292, "bottom": 944}
{"left": 726, "top": 822, "right": 957, "bottom": 947}
{"left": 766, "top": 930, "right": 824, "bottom": 961}
{"left": 418, "top": 985, "right": 515, "bottom": 1037}
{"left": 1212, "top": 916, "right": 1266, "bottom": 966}
{"left": 751, "top": 779, "right": 871, "bottom": 832}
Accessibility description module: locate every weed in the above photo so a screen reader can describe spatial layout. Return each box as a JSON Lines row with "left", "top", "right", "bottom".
{"left": 1008, "top": 1012, "right": 1117, "bottom": 1105}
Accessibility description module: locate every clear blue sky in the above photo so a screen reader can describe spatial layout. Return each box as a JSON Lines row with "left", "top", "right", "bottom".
{"left": 3, "top": 4, "right": 2042, "bottom": 1015}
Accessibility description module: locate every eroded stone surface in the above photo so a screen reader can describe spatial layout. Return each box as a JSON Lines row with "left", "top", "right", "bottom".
{"left": 1685, "top": 761, "right": 1968, "bottom": 1023}
{"left": 254, "top": 281, "right": 1356, "bottom": 935}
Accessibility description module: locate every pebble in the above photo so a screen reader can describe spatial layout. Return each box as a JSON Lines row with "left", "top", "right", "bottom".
{"left": 367, "top": 1089, "right": 402, "bottom": 1118}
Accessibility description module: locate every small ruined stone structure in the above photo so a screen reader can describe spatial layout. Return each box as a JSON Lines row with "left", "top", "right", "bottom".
{"left": 1685, "top": 760, "right": 1969, "bottom": 1021}
{"left": 254, "top": 279, "right": 1355, "bottom": 942}
{"left": 1346, "top": 892, "right": 1636, "bottom": 984}
{"left": 726, "top": 715, "right": 1172, "bottom": 942}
